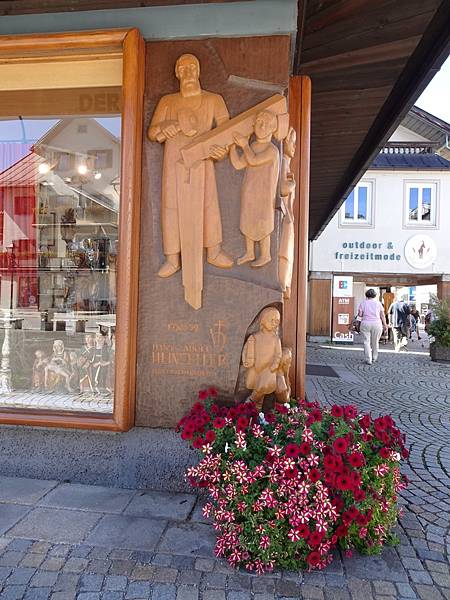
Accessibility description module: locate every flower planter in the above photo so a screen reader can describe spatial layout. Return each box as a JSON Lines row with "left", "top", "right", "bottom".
{"left": 178, "top": 391, "right": 408, "bottom": 573}
{"left": 430, "top": 342, "right": 450, "bottom": 363}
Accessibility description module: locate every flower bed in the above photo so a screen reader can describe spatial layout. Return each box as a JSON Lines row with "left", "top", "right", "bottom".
{"left": 177, "top": 390, "right": 409, "bottom": 574}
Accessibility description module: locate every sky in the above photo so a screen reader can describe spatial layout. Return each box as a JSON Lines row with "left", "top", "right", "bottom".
{"left": 415, "top": 54, "right": 450, "bottom": 124}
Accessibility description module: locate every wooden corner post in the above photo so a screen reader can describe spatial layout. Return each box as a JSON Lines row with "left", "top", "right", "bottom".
{"left": 283, "top": 76, "right": 311, "bottom": 400}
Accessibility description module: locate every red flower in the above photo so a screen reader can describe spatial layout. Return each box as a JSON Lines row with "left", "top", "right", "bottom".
{"left": 311, "top": 408, "right": 323, "bottom": 422}
{"left": 308, "top": 531, "right": 324, "bottom": 547}
{"left": 308, "top": 468, "right": 321, "bottom": 483}
{"left": 348, "top": 452, "right": 365, "bottom": 468}
{"left": 181, "top": 429, "right": 193, "bottom": 440}
{"left": 324, "top": 472, "right": 336, "bottom": 486}
{"left": 336, "top": 524, "right": 348, "bottom": 538}
{"left": 374, "top": 416, "right": 387, "bottom": 431}
{"left": 359, "top": 414, "right": 371, "bottom": 429}
{"left": 236, "top": 416, "right": 249, "bottom": 431}
{"left": 213, "top": 417, "right": 226, "bottom": 429}
{"left": 401, "top": 448, "right": 410, "bottom": 459}
{"left": 275, "top": 403, "right": 289, "bottom": 414}
{"left": 354, "top": 489, "right": 366, "bottom": 502}
{"left": 333, "top": 437, "right": 349, "bottom": 454}
{"left": 228, "top": 407, "right": 238, "bottom": 419}
{"left": 331, "top": 405, "right": 344, "bottom": 418}
{"left": 198, "top": 390, "right": 208, "bottom": 400}
{"left": 307, "top": 551, "right": 321, "bottom": 567}
{"left": 324, "top": 455, "right": 336, "bottom": 471}
{"left": 299, "top": 442, "right": 311, "bottom": 456}
{"left": 207, "top": 387, "right": 218, "bottom": 397}
{"left": 285, "top": 466, "right": 298, "bottom": 479}
{"left": 336, "top": 475, "right": 352, "bottom": 491}
{"left": 379, "top": 447, "right": 390, "bottom": 459}
{"left": 205, "top": 430, "right": 216, "bottom": 443}
{"left": 344, "top": 405, "right": 358, "bottom": 419}
{"left": 298, "top": 524, "right": 309, "bottom": 538}
{"left": 193, "top": 436, "right": 204, "bottom": 449}
{"left": 285, "top": 443, "right": 301, "bottom": 458}
{"left": 210, "top": 404, "right": 219, "bottom": 414}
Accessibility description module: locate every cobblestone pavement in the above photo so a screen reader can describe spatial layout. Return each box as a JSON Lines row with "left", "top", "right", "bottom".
{"left": 0, "top": 342, "right": 449, "bottom": 600}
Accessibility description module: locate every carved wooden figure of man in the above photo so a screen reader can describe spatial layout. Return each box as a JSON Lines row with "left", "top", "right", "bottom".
{"left": 242, "top": 307, "right": 291, "bottom": 411}
{"left": 148, "top": 53, "right": 233, "bottom": 309}
{"left": 230, "top": 110, "right": 280, "bottom": 268}
{"left": 279, "top": 126, "right": 297, "bottom": 298}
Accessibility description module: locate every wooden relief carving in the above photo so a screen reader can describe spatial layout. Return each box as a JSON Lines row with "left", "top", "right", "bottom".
{"left": 242, "top": 307, "right": 292, "bottom": 411}
{"left": 148, "top": 53, "right": 291, "bottom": 310}
{"left": 279, "top": 126, "right": 297, "bottom": 298}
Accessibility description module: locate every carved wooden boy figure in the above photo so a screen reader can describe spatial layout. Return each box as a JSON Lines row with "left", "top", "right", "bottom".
{"left": 230, "top": 110, "right": 280, "bottom": 268}
{"left": 242, "top": 307, "right": 291, "bottom": 411}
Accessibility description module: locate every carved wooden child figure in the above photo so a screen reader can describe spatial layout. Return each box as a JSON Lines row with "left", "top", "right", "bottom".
{"left": 230, "top": 110, "right": 280, "bottom": 268}
{"left": 242, "top": 307, "right": 282, "bottom": 411}
{"left": 279, "top": 126, "right": 297, "bottom": 298}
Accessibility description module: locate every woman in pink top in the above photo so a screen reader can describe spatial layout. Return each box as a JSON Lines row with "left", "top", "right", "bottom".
{"left": 358, "top": 289, "right": 388, "bottom": 365}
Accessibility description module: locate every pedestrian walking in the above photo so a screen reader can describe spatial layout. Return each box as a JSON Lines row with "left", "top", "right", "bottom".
{"left": 409, "top": 305, "right": 421, "bottom": 341}
{"left": 389, "top": 296, "right": 410, "bottom": 352}
{"left": 357, "top": 289, "right": 387, "bottom": 364}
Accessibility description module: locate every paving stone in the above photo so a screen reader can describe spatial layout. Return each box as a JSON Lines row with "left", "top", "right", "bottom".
{"left": 6, "top": 540, "right": 33, "bottom": 553}
{"left": 79, "top": 573, "right": 104, "bottom": 591}
{"left": 7, "top": 567, "right": 35, "bottom": 585}
{"left": 40, "top": 557, "right": 65, "bottom": 571}
{"left": 152, "top": 566, "right": 178, "bottom": 583}
{"left": 131, "top": 551, "right": 153, "bottom": 565}
{"left": 426, "top": 560, "right": 449, "bottom": 573}
{"left": 37, "top": 482, "right": 135, "bottom": 514}
{"left": 104, "top": 574, "right": 128, "bottom": 591}
{"left": 130, "top": 565, "right": 155, "bottom": 581}
{"left": 201, "top": 571, "right": 227, "bottom": 589}
{"left": 227, "top": 592, "right": 252, "bottom": 600}
{"left": 48, "top": 544, "right": 71, "bottom": 558}
{"left": 50, "top": 593, "right": 76, "bottom": 600}
{"left": 77, "top": 594, "right": 102, "bottom": 600}
{"left": 124, "top": 491, "right": 196, "bottom": 521}
{"left": 151, "top": 583, "right": 176, "bottom": 599}
{"left": 7, "top": 508, "right": 100, "bottom": 544}
{"left": 0, "top": 477, "right": 57, "bottom": 504}
{"left": 415, "top": 585, "right": 444, "bottom": 600}
{"left": 87, "top": 558, "right": 112, "bottom": 574}
{"left": 299, "top": 585, "right": 324, "bottom": 600}
{"left": 86, "top": 515, "right": 166, "bottom": 551}
{"left": 151, "top": 553, "right": 172, "bottom": 567}
{"left": 228, "top": 574, "right": 252, "bottom": 591}
{"left": 177, "top": 569, "right": 202, "bottom": 586}
{"left": 53, "top": 572, "right": 80, "bottom": 592}
{"left": 0, "top": 551, "right": 25, "bottom": 567}
{"left": 324, "top": 589, "right": 351, "bottom": 600}
{"left": 171, "top": 555, "right": 195, "bottom": 570}
{"left": 29, "top": 570, "right": 58, "bottom": 587}
{"left": 62, "top": 556, "right": 89, "bottom": 572}
{"left": 69, "top": 544, "right": 92, "bottom": 558}
{"left": 431, "top": 572, "right": 450, "bottom": 588}
{"left": 202, "top": 591, "right": 225, "bottom": 600}
{"left": 194, "top": 558, "right": 214, "bottom": 572}
{"left": 373, "top": 581, "right": 397, "bottom": 595}
{"left": 409, "top": 569, "right": 433, "bottom": 585}
{"left": 1, "top": 585, "right": 27, "bottom": 599}
{"left": 252, "top": 578, "right": 276, "bottom": 593}
{"left": 126, "top": 580, "right": 152, "bottom": 598}
{"left": 276, "top": 579, "right": 303, "bottom": 597}
{"left": 175, "top": 584, "right": 199, "bottom": 600}
{"left": 396, "top": 583, "right": 418, "bottom": 598}
{"left": 254, "top": 594, "right": 275, "bottom": 600}
{"left": 109, "top": 559, "right": 136, "bottom": 576}
{"left": 24, "top": 588, "right": 52, "bottom": 600}
{"left": 158, "top": 523, "right": 215, "bottom": 558}
{"left": 20, "top": 553, "right": 45, "bottom": 568}
{"left": 0, "top": 505, "right": 30, "bottom": 536}
{"left": 30, "top": 542, "right": 52, "bottom": 554}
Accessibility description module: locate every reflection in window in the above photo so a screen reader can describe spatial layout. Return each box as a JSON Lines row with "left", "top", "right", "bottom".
{"left": 342, "top": 183, "right": 372, "bottom": 224}
{"left": 0, "top": 116, "right": 120, "bottom": 413}
{"left": 406, "top": 184, "right": 436, "bottom": 225}
{"left": 357, "top": 187, "right": 367, "bottom": 220}
{"left": 344, "top": 191, "right": 354, "bottom": 219}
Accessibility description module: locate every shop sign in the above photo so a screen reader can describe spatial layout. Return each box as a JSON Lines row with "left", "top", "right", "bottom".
{"left": 333, "top": 275, "right": 353, "bottom": 297}
{"left": 404, "top": 234, "right": 437, "bottom": 269}
{"left": 334, "top": 241, "right": 401, "bottom": 262}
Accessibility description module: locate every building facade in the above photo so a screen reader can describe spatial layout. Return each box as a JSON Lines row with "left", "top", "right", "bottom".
{"left": 309, "top": 109, "right": 450, "bottom": 339}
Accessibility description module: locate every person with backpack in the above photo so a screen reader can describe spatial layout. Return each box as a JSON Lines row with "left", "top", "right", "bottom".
{"left": 357, "top": 289, "right": 388, "bottom": 365}
{"left": 389, "top": 295, "right": 411, "bottom": 352}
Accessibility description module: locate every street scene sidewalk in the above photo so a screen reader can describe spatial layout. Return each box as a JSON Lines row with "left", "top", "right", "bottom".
{"left": 0, "top": 342, "right": 449, "bottom": 600}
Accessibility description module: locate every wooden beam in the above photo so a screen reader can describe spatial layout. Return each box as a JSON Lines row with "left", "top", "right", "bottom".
{"left": 0, "top": 0, "right": 244, "bottom": 15}
{"left": 300, "top": 37, "right": 421, "bottom": 73}
{"left": 284, "top": 75, "right": 311, "bottom": 401}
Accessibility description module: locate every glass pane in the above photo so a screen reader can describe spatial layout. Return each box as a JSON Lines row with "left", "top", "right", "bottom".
{"left": 357, "top": 186, "right": 368, "bottom": 220}
{"left": 421, "top": 187, "right": 431, "bottom": 221}
{"left": 409, "top": 188, "right": 418, "bottom": 220}
{"left": 344, "top": 191, "right": 354, "bottom": 219}
{"left": 0, "top": 85, "right": 120, "bottom": 414}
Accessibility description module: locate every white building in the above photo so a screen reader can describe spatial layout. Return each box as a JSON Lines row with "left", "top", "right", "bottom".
{"left": 308, "top": 107, "right": 450, "bottom": 339}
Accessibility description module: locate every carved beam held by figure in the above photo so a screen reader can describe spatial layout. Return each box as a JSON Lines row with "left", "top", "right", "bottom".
{"left": 181, "top": 94, "right": 289, "bottom": 169}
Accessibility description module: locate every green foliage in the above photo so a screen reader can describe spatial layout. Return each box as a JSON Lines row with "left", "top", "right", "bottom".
{"left": 429, "top": 295, "right": 450, "bottom": 347}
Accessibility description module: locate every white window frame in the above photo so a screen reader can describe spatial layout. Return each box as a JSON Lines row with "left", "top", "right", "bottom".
{"left": 339, "top": 180, "right": 374, "bottom": 228}
{"left": 403, "top": 180, "right": 438, "bottom": 229}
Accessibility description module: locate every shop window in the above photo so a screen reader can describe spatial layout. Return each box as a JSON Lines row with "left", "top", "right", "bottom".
{"left": 339, "top": 182, "right": 373, "bottom": 227}
{"left": 0, "top": 30, "right": 144, "bottom": 430}
{"left": 405, "top": 182, "right": 437, "bottom": 226}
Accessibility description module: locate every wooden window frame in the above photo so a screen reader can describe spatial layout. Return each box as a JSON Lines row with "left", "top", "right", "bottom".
{"left": 0, "top": 28, "right": 145, "bottom": 431}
